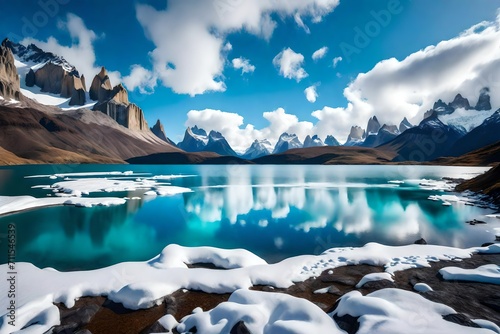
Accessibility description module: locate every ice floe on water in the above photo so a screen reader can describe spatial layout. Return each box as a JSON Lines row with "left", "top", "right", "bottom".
{"left": 0, "top": 172, "right": 194, "bottom": 216}
{"left": 439, "top": 264, "right": 500, "bottom": 285}
{"left": 1, "top": 243, "right": 500, "bottom": 333}
{"left": 0, "top": 196, "right": 126, "bottom": 216}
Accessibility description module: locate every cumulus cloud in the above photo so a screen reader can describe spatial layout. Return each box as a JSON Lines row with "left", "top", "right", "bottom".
{"left": 135, "top": 0, "right": 339, "bottom": 95}
{"left": 122, "top": 65, "right": 157, "bottom": 94}
{"left": 232, "top": 57, "right": 256, "bottom": 74}
{"left": 317, "top": 14, "right": 500, "bottom": 141}
{"left": 186, "top": 108, "right": 313, "bottom": 153}
{"left": 273, "top": 48, "right": 308, "bottom": 82}
{"left": 312, "top": 46, "right": 328, "bottom": 61}
{"left": 22, "top": 13, "right": 122, "bottom": 89}
{"left": 332, "top": 56, "right": 343, "bottom": 68}
{"left": 304, "top": 84, "right": 319, "bottom": 103}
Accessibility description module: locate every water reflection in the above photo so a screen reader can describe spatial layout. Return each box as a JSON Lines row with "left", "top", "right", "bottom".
{"left": 0, "top": 165, "right": 497, "bottom": 270}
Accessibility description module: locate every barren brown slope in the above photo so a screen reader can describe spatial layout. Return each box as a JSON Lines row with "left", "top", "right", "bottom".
{"left": 0, "top": 104, "right": 180, "bottom": 164}
{"left": 253, "top": 146, "right": 397, "bottom": 164}
{"left": 456, "top": 164, "right": 500, "bottom": 205}
{"left": 433, "top": 141, "right": 500, "bottom": 166}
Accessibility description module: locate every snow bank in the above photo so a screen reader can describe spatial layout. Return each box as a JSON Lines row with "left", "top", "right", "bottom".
{"left": 1, "top": 243, "right": 499, "bottom": 333}
{"left": 332, "top": 289, "right": 493, "bottom": 334}
{"left": 356, "top": 272, "right": 394, "bottom": 288}
{"left": 413, "top": 283, "right": 433, "bottom": 292}
{"left": 0, "top": 196, "right": 126, "bottom": 216}
{"left": 439, "top": 264, "right": 500, "bottom": 285}
{"left": 176, "top": 289, "right": 343, "bottom": 334}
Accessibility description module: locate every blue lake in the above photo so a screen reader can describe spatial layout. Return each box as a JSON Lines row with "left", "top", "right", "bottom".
{"left": 0, "top": 164, "right": 497, "bottom": 271}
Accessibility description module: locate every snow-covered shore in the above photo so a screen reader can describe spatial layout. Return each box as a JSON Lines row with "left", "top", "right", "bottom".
{"left": 1, "top": 242, "right": 500, "bottom": 333}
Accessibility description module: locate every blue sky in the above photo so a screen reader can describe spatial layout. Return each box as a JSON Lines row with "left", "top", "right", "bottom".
{"left": 1, "top": 0, "right": 500, "bottom": 149}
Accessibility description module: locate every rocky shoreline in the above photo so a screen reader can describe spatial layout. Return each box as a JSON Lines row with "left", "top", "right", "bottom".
{"left": 50, "top": 251, "right": 500, "bottom": 334}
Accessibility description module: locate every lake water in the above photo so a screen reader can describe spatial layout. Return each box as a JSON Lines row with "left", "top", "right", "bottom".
{"left": 0, "top": 164, "right": 497, "bottom": 271}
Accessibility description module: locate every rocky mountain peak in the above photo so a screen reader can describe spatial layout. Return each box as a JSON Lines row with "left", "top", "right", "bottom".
{"left": 325, "top": 135, "right": 340, "bottom": 146}
{"left": 475, "top": 87, "right": 491, "bottom": 111}
{"left": 0, "top": 40, "right": 21, "bottom": 100}
{"left": 303, "top": 134, "right": 324, "bottom": 148}
{"left": 90, "top": 67, "right": 113, "bottom": 102}
{"left": 366, "top": 116, "right": 381, "bottom": 135}
{"left": 151, "top": 119, "right": 168, "bottom": 142}
{"left": 399, "top": 117, "right": 413, "bottom": 133}
{"left": 449, "top": 93, "right": 470, "bottom": 110}
{"left": 348, "top": 126, "right": 365, "bottom": 140}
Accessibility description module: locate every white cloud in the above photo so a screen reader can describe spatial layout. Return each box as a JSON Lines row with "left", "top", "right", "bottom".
{"left": 136, "top": 0, "right": 339, "bottom": 96}
{"left": 185, "top": 13, "right": 500, "bottom": 148}
{"left": 304, "top": 84, "right": 319, "bottom": 103}
{"left": 223, "top": 42, "right": 232, "bottom": 52}
{"left": 316, "top": 13, "right": 500, "bottom": 141}
{"left": 185, "top": 108, "right": 313, "bottom": 153}
{"left": 232, "top": 57, "right": 255, "bottom": 74}
{"left": 122, "top": 65, "right": 157, "bottom": 94}
{"left": 22, "top": 13, "right": 122, "bottom": 90}
{"left": 312, "top": 46, "right": 328, "bottom": 61}
{"left": 273, "top": 48, "right": 308, "bottom": 82}
{"left": 332, "top": 56, "right": 343, "bottom": 68}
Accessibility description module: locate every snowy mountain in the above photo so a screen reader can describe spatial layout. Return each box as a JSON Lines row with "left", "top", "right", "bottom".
{"left": 382, "top": 111, "right": 465, "bottom": 161}
{"left": 324, "top": 135, "right": 340, "bottom": 146}
{"left": 242, "top": 139, "right": 273, "bottom": 159}
{"left": 422, "top": 89, "right": 494, "bottom": 132}
{"left": 451, "top": 109, "right": 500, "bottom": 156}
{"left": 399, "top": 117, "right": 413, "bottom": 133}
{"left": 177, "top": 126, "right": 238, "bottom": 156}
{"left": 344, "top": 126, "right": 366, "bottom": 146}
{"left": 303, "top": 135, "right": 325, "bottom": 148}
{"left": 273, "top": 133, "right": 303, "bottom": 154}
{"left": 362, "top": 124, "right": 400, "bottom": 148}
{"left": 5, "top": 38, "right": 88, "bottom": 106}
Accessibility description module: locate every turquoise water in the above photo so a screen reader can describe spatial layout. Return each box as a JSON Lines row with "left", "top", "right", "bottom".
{"left": 0, "top": 164, "right": 497, "bottom": 271}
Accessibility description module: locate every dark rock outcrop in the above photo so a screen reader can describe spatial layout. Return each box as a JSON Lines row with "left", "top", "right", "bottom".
{"left": 25, "top": 69, "right": 35, "bottom": 87}
{"left": 399, "top": 117, "right": 413, "bottom": 133}
{"left": 151, "top": 119, "right": 168, "bottom": 142}
{"left": 366, "top": 116, "right": 381, "bottom": 135}
{"left": 475, "top": 87, "right": 491, "bottom": 111}
{"left": 449, "top": 94, "right": 470, "bottom": 110}
{"left": 0, "top": 39, "right": 21, "bottom": 100}
{"left": 90, "top": 67, "right": 112, "bottom": 102}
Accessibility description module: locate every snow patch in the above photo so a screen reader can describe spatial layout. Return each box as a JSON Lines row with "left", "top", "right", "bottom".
{"left": 413, "top": 283, "right": 433, "bottom": 292}
{"left": 356, "top": 272, "right": 394, "bottom": 288}
{"left": 176, "top": 289, "right": 343, "bottom": 334}
{"left": 439, "top": 264, "right": 500, "bottom": 285}
{"left": 332, "top": 289, "right": 493, "bottom": 334}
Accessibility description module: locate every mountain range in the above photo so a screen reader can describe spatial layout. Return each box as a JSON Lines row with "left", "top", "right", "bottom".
{"left": 0, "top": 37, "right": 499, "bottom": 165}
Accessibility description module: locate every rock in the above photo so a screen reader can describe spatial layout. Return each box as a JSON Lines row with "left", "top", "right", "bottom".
{"left": 0, "top": 39, "right": 21, "bottom": 100}
{"left": 90, "top": 67, "right": 112, "bottom": 101}
{"left": 53, "top": 304, "right": 100, "bottom": 334}
{"left": 359, "top": 280, "right": 396, "bottom": 290}
{"left": 230, "top": 321, "right": 251, "bottom": 334}
{"left": 481, "top": 242, "right": 494, "bottom": 248}
{"left": 366, "top": 116, "right": 381, "bottom": 135}
{"left": 75, "top": 330, "right": 92, "bottom": 334}
{"left": 26, "top": 69, "right": 35, "bottom": 87}
{"left": 140, "top": 321, "right": 168, "bottom": 334}
{"left": 449, "top": 94, "right": 470, "bottom": 110}
{"left": 327, "top": 285, "right": 342, "bottom": 295}
{"left": 414, "top": 238, "right": 427, "bottom": 245}
{"left": 325, "top": 135, "right": 340, "bottom": 146}
{"left": 482, "top": 296, "right": 500, "bottom": 312}
{"left": 475, "top": 87, "right": 491, "bottom": 111}
{"left": 345, "top": 126, "right": 366, "bottom": 145}
{"left": 399, "top": 117, "right": 413, "bottom": 133}
{"left": 466, "top": 219, "right": 487, "bottom": 226}
{"left": 151, "top": 119, "right": 168, "bottom": 142}
{"left": 321, "top": 275, "right": 357, "bottom": 286}
{"left": 442, "top": 313, "right": 481, "bottom": 328}
{"left": 53, "top": 323, "right": 79, "bottom": 334}
{"left": 332, "top": 313, "right": 360, "bottom": 334}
